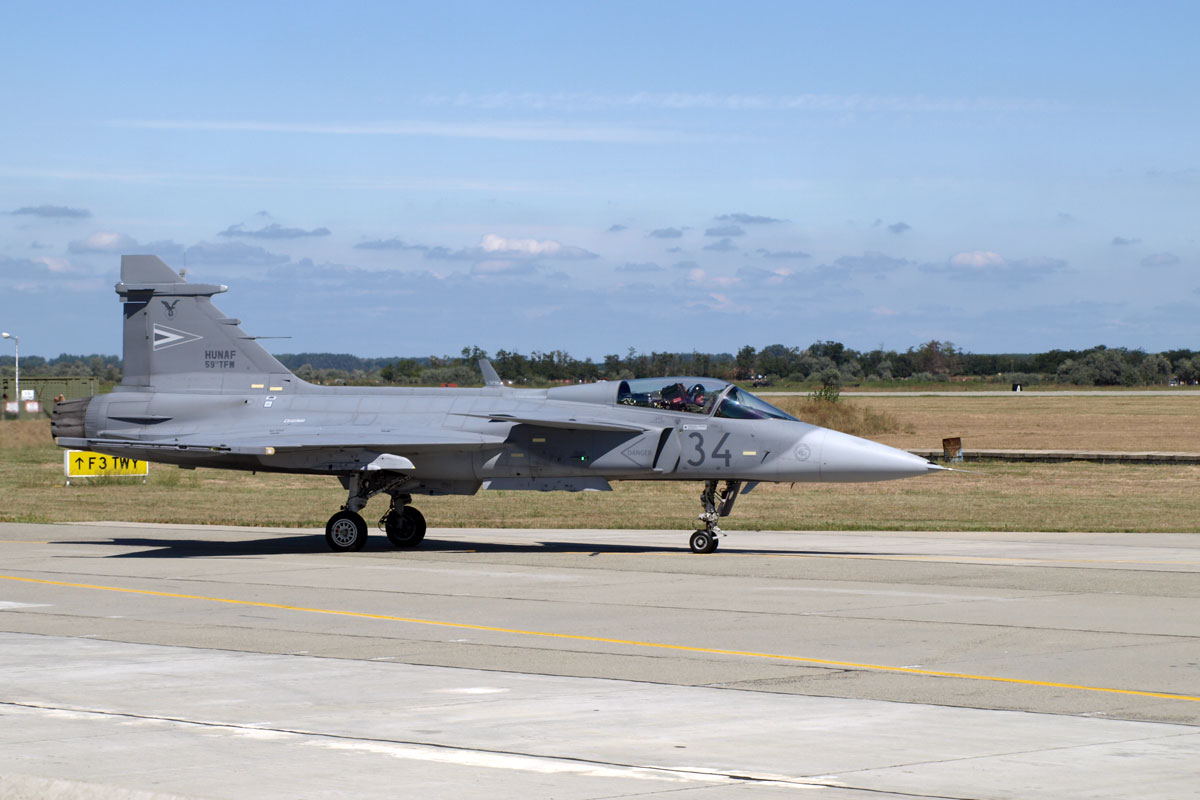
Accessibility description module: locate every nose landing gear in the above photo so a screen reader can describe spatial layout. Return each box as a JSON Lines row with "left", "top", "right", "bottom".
{"left": 689, "top": 479, "right": 741, "bottom": 553}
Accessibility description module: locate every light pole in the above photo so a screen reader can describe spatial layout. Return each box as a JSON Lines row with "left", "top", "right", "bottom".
{"left": 1, "top": 332, "right": 17, "bottom": 418}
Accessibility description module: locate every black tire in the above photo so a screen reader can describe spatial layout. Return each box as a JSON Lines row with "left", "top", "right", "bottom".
{"left": 326, "top": 510, "right": 368, "bottom": 552}
{"left": 385, "top": 506, "right": 427, "bottom": 548}
{"left": 689, "top": 530, "right": 718, "bottom": 554}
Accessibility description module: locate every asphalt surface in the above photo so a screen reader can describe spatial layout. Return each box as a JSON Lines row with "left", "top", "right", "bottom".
{"left": 2, "top": 521, "right": 1198, "bottom": 799}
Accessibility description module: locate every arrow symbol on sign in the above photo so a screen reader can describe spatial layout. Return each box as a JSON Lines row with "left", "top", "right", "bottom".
{"left": 152, "top": 324, "right": 203, "bottom": 351}
{"left": 75, "top": 457, "right": 83, "bottom": 469}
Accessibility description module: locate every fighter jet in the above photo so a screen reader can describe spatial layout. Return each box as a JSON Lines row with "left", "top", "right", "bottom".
{"left": 52, "top": 255, "right": 946, "bottom": 553}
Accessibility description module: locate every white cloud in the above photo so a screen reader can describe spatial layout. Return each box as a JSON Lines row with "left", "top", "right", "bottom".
{"left": 68, "top": 231, "right": 138, "bottom": 253}
{"left": 688, "top": 291, "right": 749, "bottom": 314}
{"left": 482, "top": 234, "right": 563, "bottom": 257}
{"left": 429, "top": 234, "right": 597, "bottom": 262}
{"left": 184, "top": 241, "right": 289, "bottom": 266}
{"left": 220, "top": 222, "right": 331, "bottom": 239}
{"left": 35, "top": 256, "right": 75, "bottom": 273}
{"left": 926, "top": 253, "right": 1065, "bottom": 283}
{"left": 687, "top": 267, "right": 739, "bottom": 288}
{"left": 950, "top": 250, "right": 1006, "bottom": 268}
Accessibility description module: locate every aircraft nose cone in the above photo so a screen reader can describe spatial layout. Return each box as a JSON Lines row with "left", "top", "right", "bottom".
{"left": 816, "top": 428, "right": 941, "bottom": 482}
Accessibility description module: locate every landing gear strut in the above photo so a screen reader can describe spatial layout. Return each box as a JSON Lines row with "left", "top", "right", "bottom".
{"left": 324, "top": 470, "right": 426, "bottom": 552}
{"left": 689, "top": 479, "right": 741, "bottom": 554}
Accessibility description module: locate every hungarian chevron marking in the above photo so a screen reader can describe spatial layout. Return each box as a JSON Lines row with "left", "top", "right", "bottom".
{"left": 152, "top": 324, "right": 203, "bottom": 351}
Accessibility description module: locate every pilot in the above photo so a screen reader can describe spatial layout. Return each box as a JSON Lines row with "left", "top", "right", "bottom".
{"left": 686, "top": 383, "right": 707, "bottom": 411}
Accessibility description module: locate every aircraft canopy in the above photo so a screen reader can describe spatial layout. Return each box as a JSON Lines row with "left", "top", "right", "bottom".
{"left": 617, "top": 377, "right": 797, "bottom": 421}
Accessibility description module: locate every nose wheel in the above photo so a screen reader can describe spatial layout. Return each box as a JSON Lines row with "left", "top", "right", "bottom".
{"left": 689, "top": 530, "right": 718, "bottom": 554}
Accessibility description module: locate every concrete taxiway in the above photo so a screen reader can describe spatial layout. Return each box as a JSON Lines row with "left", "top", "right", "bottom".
{"left": 1, "top": 521, "right": 1198, "bottom": 798}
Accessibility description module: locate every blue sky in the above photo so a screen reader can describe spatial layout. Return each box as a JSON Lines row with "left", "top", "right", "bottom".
{"left": 2, "top": 1, "right": 1197, "bottom": 359}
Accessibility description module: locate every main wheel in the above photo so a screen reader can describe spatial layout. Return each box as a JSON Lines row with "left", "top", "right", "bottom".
{"left": 385, "top": 506, "right": 427, "bottom": 548}
{"left": 689, "top": 530, "right": 718, "bottom": 554}
{"left": 326, "top": 510, "right": 368, "bottom": 552}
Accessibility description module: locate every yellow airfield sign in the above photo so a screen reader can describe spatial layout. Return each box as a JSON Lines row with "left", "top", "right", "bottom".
{"left": 64, "top": 450, "right": 148, "bottom": 482}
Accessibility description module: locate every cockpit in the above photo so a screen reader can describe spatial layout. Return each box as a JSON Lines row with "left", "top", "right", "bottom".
{"left": 616, "top": 377, "right": 797, "bottom": 421}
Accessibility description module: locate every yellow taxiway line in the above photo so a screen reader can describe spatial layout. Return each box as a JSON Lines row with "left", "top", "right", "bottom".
{"left": 3, "top": 573, "right": 1198, "bottom": 705}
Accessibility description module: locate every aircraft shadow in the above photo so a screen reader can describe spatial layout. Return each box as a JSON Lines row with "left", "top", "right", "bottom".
{"left": 53, "top": 535, "right": 880, "bottom": 559}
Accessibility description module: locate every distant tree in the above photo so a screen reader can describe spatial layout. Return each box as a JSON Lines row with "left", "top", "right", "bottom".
{"left": 908, "top": 340, "right": 961, "bottom": 377}
{"left": 839, "top": 359, "right": 864, "bottom": 384}
{"left": 460, "top": 345, "right": 488, "bottom": 364}
{"left": 1091, "top": 349, "right": 1138, "bottom": 386}
{"left": 1057, "top": 349, "right": 1137, "bottom": 386}
{"left": 420, "top": 365, "right": 477, "bottom": 386}
{"left": 809, "top": 340, "right": 846, "bottom": 365}
{"left": 626, "top": 347, "right": 650, "bottom": 377}
{"left": 792, "top": 353, "right": 834, "bottom": 380}
{"left": 757, "top": 344, "right": 797, "bottom": 377}
{"left": 602, "top": 353, "right": 622, "bottom": 378}
{"left": 1138, "top": 353, "right": 1171, "bottom": 385}
{"left": 735, "top": 345, "right": 757, "bottom": 378}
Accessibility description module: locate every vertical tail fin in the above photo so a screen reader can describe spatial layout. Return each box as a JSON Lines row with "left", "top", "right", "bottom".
{"left": 117, "top": 255, "right": 296, "bottom": 392}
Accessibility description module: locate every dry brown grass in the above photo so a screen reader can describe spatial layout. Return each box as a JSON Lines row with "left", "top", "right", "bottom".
{"left": 4, "top": 398, "right": 1199, "bottom": 533}
{"left": 0, "top": 419, "right": 55, "bottom": 449}
{"left": 776, "top": 398, "right": 912, "bottom": 438}
{"left": 776, "top": 395, "right": 1200, "bottom": 452}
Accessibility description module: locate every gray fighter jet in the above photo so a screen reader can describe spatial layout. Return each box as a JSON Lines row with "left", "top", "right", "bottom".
{"left": 53, "top": 255, "right": 946, "bottom": 553}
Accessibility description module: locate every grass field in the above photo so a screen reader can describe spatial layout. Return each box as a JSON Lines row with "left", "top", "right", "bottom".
{"left": 836, "top": 394, "right": 1200, "bottom": 452}
{"left": 1, "top": 393, "right": 1197, "bottom": 533}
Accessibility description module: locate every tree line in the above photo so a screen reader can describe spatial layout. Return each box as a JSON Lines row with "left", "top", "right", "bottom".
{"left": 5, "top": 341, "right": 1198, "bottom": 388}
{"left": 274, "top": 341, "right": 1200, "bottom": 387}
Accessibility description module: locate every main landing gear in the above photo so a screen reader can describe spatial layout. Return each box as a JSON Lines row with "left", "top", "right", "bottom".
{"left": 323, "top": 471, "right": 426, "bottom": 552}
{"left": 325, "top": 510, "right": 369, "bottom": 552}
{"left": 689, "top": 479, "right": 741, "bottom": 554}
{"left": 381, "top": 498, "right": 426, "bottom": 548}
